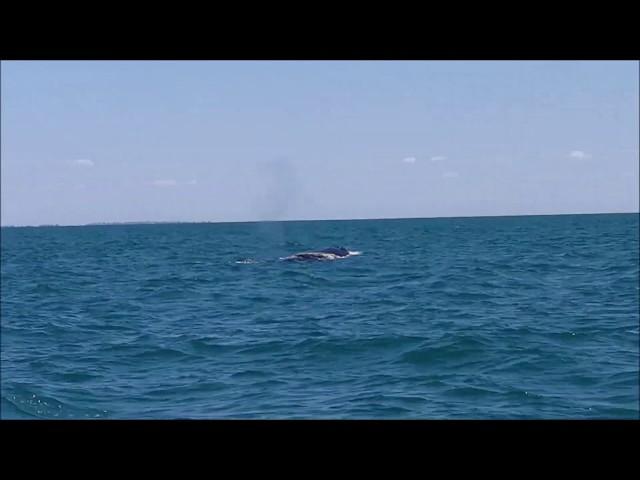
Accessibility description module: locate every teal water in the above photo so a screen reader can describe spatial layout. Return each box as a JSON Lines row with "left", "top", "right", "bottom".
{"left": 1, "top": 213, "right": 638, "bottom": 419}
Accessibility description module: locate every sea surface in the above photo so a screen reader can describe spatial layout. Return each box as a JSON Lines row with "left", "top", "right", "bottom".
{"left": 1, "top": 213, "right": 638, "bottom": 419}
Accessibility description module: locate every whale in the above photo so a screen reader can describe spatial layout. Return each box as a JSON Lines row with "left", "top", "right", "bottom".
{"left": 282, "top": 246, "right": 352, "bottom": 261}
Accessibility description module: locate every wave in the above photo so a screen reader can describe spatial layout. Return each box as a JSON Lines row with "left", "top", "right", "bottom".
{"left": 2, "top": 385, "right": 109, "bottom": 419}
{"left": 235, "top": 259, "right": 260, "bottom": 264}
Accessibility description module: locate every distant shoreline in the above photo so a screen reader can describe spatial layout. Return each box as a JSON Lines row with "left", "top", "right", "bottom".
{"left": 2, "top": 211, "right": 638, "bottom": 228}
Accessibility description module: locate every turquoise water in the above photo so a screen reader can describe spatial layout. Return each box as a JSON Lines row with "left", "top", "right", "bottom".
{"left": 1, "top": 213, "right": 638, "bottom": 419}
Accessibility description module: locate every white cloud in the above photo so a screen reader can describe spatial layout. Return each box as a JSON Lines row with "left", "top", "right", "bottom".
{"left": 186, "top": 179, "right": 198, "bottom": 185}
{"left": 403, "top": 157, "right": 416, "bottom": 164}
{"left": 430, "top": 155, "right": 447, "bottom": 162}
{"left": 73, "top": 159, "right": 94, "bottom": 167}
{"left": 442, "top": 171, "right": 459, "bottom": 178}
{"left": 151, "top": 179, "right": 178, "bottom": 187}
{"left": 569, "top": 150, "right": 591, "bottom": 159}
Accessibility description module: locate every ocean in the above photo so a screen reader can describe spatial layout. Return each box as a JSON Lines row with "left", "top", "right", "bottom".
{"left": 1, "top": 213, "right": 638, "bottom": 419}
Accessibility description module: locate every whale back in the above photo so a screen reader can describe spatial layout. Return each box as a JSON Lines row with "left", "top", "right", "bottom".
{"left": 320, "top": 247, "right": 349, "bottom": 257}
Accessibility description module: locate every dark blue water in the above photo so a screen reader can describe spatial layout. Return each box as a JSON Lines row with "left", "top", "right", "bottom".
{"left": 1, "top": 214, "right": 638, "bottom": 419}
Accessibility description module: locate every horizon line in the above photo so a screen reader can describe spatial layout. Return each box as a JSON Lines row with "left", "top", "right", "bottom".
{"left": 2, "top": 210, "right": 638, "bottom": 228}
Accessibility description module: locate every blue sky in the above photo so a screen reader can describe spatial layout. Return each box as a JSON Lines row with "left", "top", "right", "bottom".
{"left": 1, "top": 61, "right": 638, "bottom": 226}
